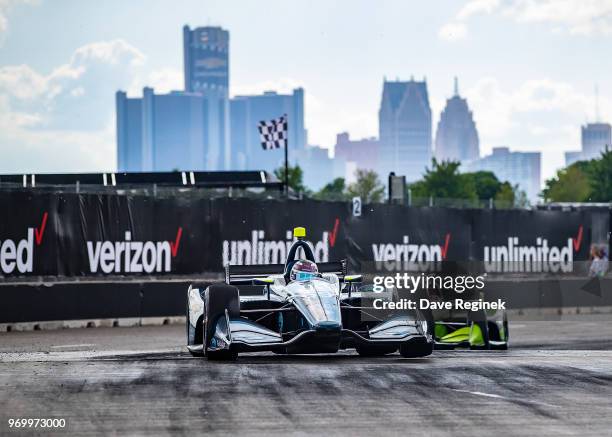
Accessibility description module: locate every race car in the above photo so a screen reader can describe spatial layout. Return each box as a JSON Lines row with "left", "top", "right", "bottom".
{"left": 186, "top": 227, "right": 433, "bottom": 360}
{"left": 427, "top": 284, "right": 509, "bottom": 350}
{"left": 433, "top": 308, "right": 509, "bottom": 350}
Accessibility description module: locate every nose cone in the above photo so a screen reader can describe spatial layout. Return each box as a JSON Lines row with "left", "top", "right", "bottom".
{"left": 289, "top": 279, "right": 342, "bottom": 332}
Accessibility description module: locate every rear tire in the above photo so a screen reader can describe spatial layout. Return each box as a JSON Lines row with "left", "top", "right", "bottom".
{"left": 496, "top": 313, "right": 509, "bottom": 350}
{"left": 503, "top": 312, "right": 509, "bottom": 344}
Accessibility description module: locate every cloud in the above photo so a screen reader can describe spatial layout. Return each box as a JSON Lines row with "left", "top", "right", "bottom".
{"left": 0, "top": 95, "right": 41, "bottom": 128}
{"left": 0, "top": 0, "right": 38, "bottom": 44}
{"left": 0, "top": 64, "right": 48, "bottom": 99}
{"left": 440, "top": 0, "right": 612, "bottom": 39}
{"left": 232, "top": 77, "right": 376, "bottom": 151}
{"left": 304, "top": 91, "right": 376, "bottom": 151}
{"left": 466, "top": 77, "right": 601, "bottom": 140}
{"left": 503, "top": 0, "right": 612, "bottom": 35}
{"left": 0, "top": 12, "right": 6, "bottom": 35}
{"left": 0, "top": 119, "right": 116, "bottom": 173}
{"left": 128, "top": 67, "right": 183, "bottom": 95}
{"left": 0, "top": 39, "right": 147, "bottom": 173}
{"left": 463, "top": 77, "right": 610, "bottom": 179}
{"left": 71, "top": 39, "right": 145, "bottom": 67}
{"left": 456, "top": 0, "right": 501, "bottom": 20}
{"left": 438, "top": 22, "right": 468, "bottom": 41}
{"left": 231, "top": 77, "right": 304, "bottom": 97}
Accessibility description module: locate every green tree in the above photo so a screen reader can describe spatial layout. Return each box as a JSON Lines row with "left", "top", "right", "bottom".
{"left": 313, "top": 177, "right": 347, "bottom": 201}
{"left": 541, "top": 163, "right": 591, "bottom": 202}
{"left": 494, "top": 182, "right": 515, "bottom": 207}
{"left": 409, "top": 159, "right": 477, "bottom": 200}
{"left": 347, "top": 169, "right": 385, "bottom": 203}
{"left": 586, "top": 147, "right": 612, "bottom": 202}
{"left": 467, "top": 171, "right": 502, "bottom": 200}
{"left": 513, "top": 187, "right": 530, "bottom": 208}
{"left": 274, "top": 164, "right": 307, "bottom": 193}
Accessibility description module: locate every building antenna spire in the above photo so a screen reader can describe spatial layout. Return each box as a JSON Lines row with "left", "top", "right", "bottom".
{"left": 454, "top": 76, "right": 459, "bottom": 96}
{"left": 595, "top": 84, "right": 600, "bottom": 122}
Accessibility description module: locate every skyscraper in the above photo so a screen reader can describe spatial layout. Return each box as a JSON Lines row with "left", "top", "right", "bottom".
{"left": 465, "top": 147, "right": 541, "bottom": 202}
{"left": 183, "top": 25, "right": 229, "bottom": 95}
{"left": 565, "top": 122, "right": 611, "bottom": 166}
{"left": 378, "top": 78, "right": 432, "bottom": 182}
{"left": 116, "top": 25, "right": 233, "bottom": 172}
{"left": 334, "top": 132, "right": 380, "bottom": 173}
{"left": 301, "top": 145, "right": 335, "bottom": 191}
{"left": 582, "top": 123, "right": 611, "bottom": 159}
{"left": 182, "top": 25, "right": 231, "bottom": 169}
{"left": 230, "top": 89, "right": 306, "bottom": 171}
{"left": 116, "top": 88, "right": 230, "bottom": 172}
{"left": 435, "top": 78, "right": 479, "bottom": 163}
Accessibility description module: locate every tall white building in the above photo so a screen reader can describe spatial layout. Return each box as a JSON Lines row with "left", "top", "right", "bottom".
{"left": 435, "top": 78, "right": 479, "bottom": 163}
{"left": 465, "top": 147, "right": 541, "bottom": 202}
{"left": 230, "top": 89, "right": 306, "bottom": 171}
{"left": 116, "top": 87, "right": 230, "bottom": 172}
{"left": 378, "top": 78, "right": 432, "bottom": 182}
{"left": 565, "top": 122, "right": 611, "bottom": 166}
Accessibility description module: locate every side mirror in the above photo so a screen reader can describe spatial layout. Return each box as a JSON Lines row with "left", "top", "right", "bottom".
{"left": 344, "top": 275, "right": 362, "bottom": 283}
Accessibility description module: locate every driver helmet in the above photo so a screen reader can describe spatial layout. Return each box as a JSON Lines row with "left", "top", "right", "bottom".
{"left": 290, "top": 260, "right": 319, "bottom": 282}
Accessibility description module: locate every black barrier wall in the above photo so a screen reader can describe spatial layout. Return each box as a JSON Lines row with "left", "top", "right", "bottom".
{"left": 0, "top": 191, "right": 602, "bottom": 278}
{"left": 2, "top": 277, "right": 611, "bottom": 324}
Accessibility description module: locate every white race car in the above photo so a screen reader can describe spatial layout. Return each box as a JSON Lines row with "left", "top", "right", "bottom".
{"left": 187, "top": 227, "right": 434, "bottom": 360}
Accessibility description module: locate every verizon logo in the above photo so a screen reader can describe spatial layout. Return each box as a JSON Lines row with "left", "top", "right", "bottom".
{"left": 223, "top": 230, "right": 330, "bottom": 265}
{"left": 0, "top": 212, "right": 48, "bottom": 274}
{"left": 87, "top": 228, "right": 182, "bottom": 274}
{"left": 372, "top": 234, "right": 451, "bottom": 263}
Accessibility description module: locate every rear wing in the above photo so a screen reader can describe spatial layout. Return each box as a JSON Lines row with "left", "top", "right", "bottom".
{"left": 225, "top": 260, "right": 347, "bottom": 284}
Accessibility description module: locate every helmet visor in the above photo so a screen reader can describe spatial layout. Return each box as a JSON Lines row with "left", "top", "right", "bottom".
{"left": 295, "top": 271, "right": 316, "bottom": 281}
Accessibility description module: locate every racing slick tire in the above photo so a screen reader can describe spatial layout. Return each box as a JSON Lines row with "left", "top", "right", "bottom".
{"left": 489, "top": 312, "right": 509, "bottom": 350}
{"left": 468, "top": 309, "right": 491, "bottom": 350}
{"left": 186, "top": 291, "right": 204, "bottom": 357}
{"left": 399, "top": 338, "right": 434, "bottom": 358}
{"left": 204, "top": 284, "right": 240, "bottom": 361}
{"left": 355, "top": 345, "right": 398, "bottom": 357}
{"left": 501, "top": 313, "right": 509, "bottom": 349}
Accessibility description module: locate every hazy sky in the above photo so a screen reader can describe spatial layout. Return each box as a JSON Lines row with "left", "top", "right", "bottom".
{"left": 1, "top": 0, "right": 611, "bottom": 183}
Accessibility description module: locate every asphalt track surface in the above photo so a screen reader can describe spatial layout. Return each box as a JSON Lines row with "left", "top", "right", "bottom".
{"left": 1, "top": 316, "right": 612, "bottom": 436}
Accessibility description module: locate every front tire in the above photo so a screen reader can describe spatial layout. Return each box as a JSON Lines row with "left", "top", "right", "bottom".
{"left": 468, "top": 309, "right": 490, "bottom": 350}
{"left": 204, "top": 284, "right": 240, "bottom": 361}
{"left": 399, "top": 339, "right": 433, "bottom": 358}
{"left": 355, "top": 345, "right": 397, "bottom": 357}
{"left": 207, "top": 350, "right": 238, "bottom": 361}
{"left": 186, "top": 286, "right": 204, "bottom": 357}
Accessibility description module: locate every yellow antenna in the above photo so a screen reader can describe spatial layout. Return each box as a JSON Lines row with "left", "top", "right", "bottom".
{"left": 293, "top": 227, "right": 306, "bottom": 239}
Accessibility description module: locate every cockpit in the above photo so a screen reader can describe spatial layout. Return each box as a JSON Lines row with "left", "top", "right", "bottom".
{"left": 283, "top": 227, "right": 322, "bottom": 284}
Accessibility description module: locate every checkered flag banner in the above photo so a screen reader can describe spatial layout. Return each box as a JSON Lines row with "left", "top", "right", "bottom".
{"left": 258, "top": 115, "right": 288, "bottom": 150}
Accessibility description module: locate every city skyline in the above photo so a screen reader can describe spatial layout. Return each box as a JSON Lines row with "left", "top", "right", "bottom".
{"left": 0, "top": 0, "right": 611, "bottom": 184}
{"left": 117, "top": 24, "right": 307, "bottom": 175}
